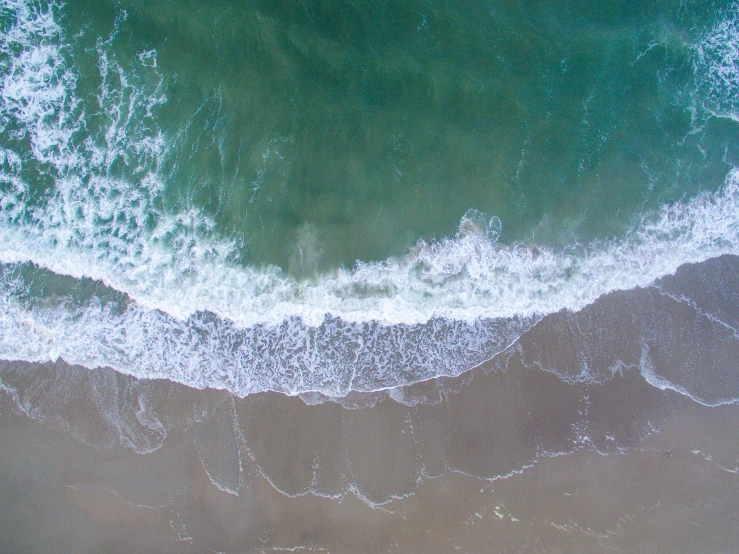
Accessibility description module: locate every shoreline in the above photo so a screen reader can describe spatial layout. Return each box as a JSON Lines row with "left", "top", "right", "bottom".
{"left": 2, "top": 1, "right": 738, "bottom": 550}
{"left": 0, "top": 255, "right": 737, "bottom": 552}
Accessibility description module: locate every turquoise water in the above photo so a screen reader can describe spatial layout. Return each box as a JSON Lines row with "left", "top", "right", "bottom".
{"left": 1, "top": 0, "right": 738, "bottom": 395}
{"left": 53, "top": 0, "right": 736, "bottom": 270}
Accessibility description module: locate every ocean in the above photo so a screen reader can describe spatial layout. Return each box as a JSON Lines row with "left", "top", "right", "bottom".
{"left": 1, "top": 0, "right": 738, "bottom": 398}
{"left": 0, "top": 1, "right": 738, "bottom": 550}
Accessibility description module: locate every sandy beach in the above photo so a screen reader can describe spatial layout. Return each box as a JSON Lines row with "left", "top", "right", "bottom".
{"left": 0, "top": 364, "right": 736, "bottom": 553}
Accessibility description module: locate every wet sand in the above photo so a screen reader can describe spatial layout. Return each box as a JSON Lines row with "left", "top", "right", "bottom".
{"left": 1, "top": 257, "right": 738, "bottom": 553}
{"left": 0, "top": 372, "right": 736, "bottom": 553}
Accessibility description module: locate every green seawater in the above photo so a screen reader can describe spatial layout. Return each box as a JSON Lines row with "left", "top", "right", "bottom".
{"left": 39, "top": 0, "right": 739, "bottom": 275}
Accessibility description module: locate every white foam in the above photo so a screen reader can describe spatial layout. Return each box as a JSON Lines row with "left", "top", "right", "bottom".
{"left": 693, "top": 2, "right": 739, "bottom": 121}
{"left": 637, "top": 345, "right": 738, "bottom": 407}
{"left": 0, "top": 269, "right": 535, "bottom": 395}
{"left": 1, "top": 0, "right": 739, "bottom": 396}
